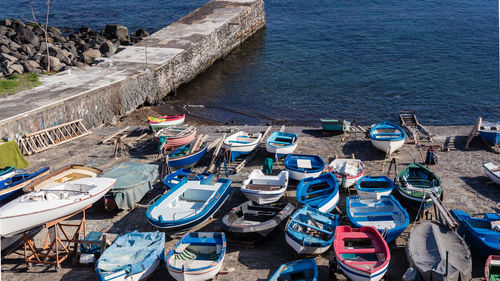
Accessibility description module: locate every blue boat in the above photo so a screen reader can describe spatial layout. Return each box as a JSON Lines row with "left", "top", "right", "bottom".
{"left": 284, "top": 154, "right": 325, "bottom": 181}
{"left": 480, "top": 121, "right": 500, "bottom": 146}
{"left": 355, "top": 176, "right": 395, "bottom": 199}
{"left": 369, "top": 122, "right": 406, "bottom": 155}
{"left": 269, "top": 258, "right": 318, "bottom": 281}
{"left": 296, "top": 173, "right": 339, "bottom": 213}
{"left": 166, "top": 140, "right": 208, "bottom": 169}
{"left": 0, "top": 167, "right": 50, "bottom": 202}
{"left": 285, "top": 205, "right": 339, "bottom": 255}
{"left": 450, "top": 209, "right": 500, "bottom": 256}
{"left": 265, "top": 131, "right": 299, "bottom": 159}
{"left": 162, "top": 169, "right": 214, "bottom": 189}
{"left": 146, "top": 177, "right": 232, "bottom": 230}
{"left": 0, "top": 166, "right": 15, "bottom": 182}
{"left": 96, "top": 231, "right": 165, "bottom": 281}
{"left": 346, "top": 195, "right": 409, "bottom": 243}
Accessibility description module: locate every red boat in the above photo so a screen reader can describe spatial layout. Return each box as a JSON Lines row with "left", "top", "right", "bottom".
{"left": 486, "top": 255, "right": 500, "bottom": 281}
{"left": 147, "top": 114, "right": 185, "bottom": 132}
{"left": 334, "top": 226, "right": 390, "bottom": 281}
{"left": 154, "top": 126, "right": 197, "bottom": 150}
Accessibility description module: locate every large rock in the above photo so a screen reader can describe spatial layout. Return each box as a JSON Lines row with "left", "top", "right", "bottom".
{"left": 10, "top": 19, "right": 25, "bottom": 30}
{"left": 104, "top": 24, "right": 128, "bottom": 39}
{"left": 21, "top": 60, "right": 42, "bottom": 73}
{"left": 1, "top": 53, "right": 18, "bottom": 63}
{"left": 40, "top": 55, "right": 65, "bottom": 72}
{"left": 48, "top": 45, "right": 66, "bottom": 60}
{"left": 20, "top": 44, "right": 35, "bottom": 56}
{"left": 1, "top": 19, "right": 12, "bottom": 26}
{"left": 47, "top": 26, "right": 61, "bottom": 37}
{"left": 8, "top": 63, "right": 24, "bottom": 74}
{"left": 81, "top": 48, "right": 101, "bottom": 64}
{"left": 9, "top": 52, "right": 29, "bottom": 61}
{"left": 0, "top": 26, "right": 9, "bottom": 36}
{"left": 8, "top": 41, "right": 21, "bottom": 51}
{"left": 0, "top": 45, "right": 10, "bottom": 54}
{"left": 99, "top": 41, "right": 117, "bottom": 57}
{"left": 79, "top": 27, "right": 91, "bottom": 33}
{"left": 38, "top": 42, "right": 54, "bottom": 53}
{"left": 135, "top": 28, "right": 149, "bottom": 37}
{"left": 18, "top": 28, "right": 40, "bottom": 47}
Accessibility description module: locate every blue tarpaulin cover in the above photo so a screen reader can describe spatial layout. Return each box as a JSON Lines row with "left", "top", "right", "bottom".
{"left": 97, "top": 231, "right": 165, "bottom": 275}
{"left": 103, "top": 162, "right": 159, "bottom": 210}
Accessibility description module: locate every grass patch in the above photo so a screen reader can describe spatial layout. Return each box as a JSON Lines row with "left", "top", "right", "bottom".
{"left": 0, "top": 73, "right": 42, "bottom": 96}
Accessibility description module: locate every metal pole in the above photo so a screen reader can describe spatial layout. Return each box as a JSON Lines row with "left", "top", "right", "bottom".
{"left": 445, "top": 250, "right": 449, "bottom": 276}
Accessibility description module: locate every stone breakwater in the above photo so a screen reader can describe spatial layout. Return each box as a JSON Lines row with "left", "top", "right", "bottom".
{"left": 0, "top": 0, "right": 266, "bottom": 140}
{"left": 0, "top": 18, "right": 150, "bottom": 76}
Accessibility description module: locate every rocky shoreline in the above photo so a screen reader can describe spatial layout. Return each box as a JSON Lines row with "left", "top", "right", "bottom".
{"left": 0, "top": 19, "right": 150, "bottom": 77}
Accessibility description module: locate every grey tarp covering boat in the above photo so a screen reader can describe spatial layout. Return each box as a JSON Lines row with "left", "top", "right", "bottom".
{"left": 103, "top": 162, "right": 159, "bottom": 210}
{"left": 406, "top": 221, "right": 472, "bottom": 281}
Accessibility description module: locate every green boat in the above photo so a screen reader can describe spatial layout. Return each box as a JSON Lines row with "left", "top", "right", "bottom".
{"left": 486, "top": 255, "right": 500, "bottom": 281}
{"left": 395, "top": 163, "right": 442, "bottom": 210}
{"left": 320, "top": 119, "right": 350, "bottom": 132}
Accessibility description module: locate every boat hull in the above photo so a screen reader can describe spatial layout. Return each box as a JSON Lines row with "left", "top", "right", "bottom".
{"left": 265, "top": 142, "right": 297, "bottom": 157}
{"left": 168, "top": 145, "right": 208, "bottom": 169}
{"left": 98, "top": 258, "right": 161, "bottom": 281}
{"left": 287, "top": 170, "right": 322, "bottom": 181}
{"left": 480, "top": 130, "right": 500, "bottom": 146}
{"left": 336, "top": 258, "right": 388, "bottom": 281}
{"left": 484, "top": 163, "right": 500, "bottom": 185}
{"left": 167, "top": 257, "right": 223, "bottom": 281}
{"left": 285, "top": 232, "right": 331, "bottom": 255}
{"left": 241, "top": 189, "right": 285, "bottom": 205}
{"left": 370, "top": 138, "right": 405, "bottom": 155}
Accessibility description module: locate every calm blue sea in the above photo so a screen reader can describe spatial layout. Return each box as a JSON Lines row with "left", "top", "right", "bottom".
{"left": 2, "top": 0, "right": 499, "bottom": 125}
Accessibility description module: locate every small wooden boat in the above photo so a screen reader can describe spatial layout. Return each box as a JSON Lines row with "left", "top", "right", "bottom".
{"left": 285, "top": 205, "right": 338, "bottom": 255}
{"left": 96, "top": 231, "right": 165, "bottom": 281}
{"left": 486, "top": 255, "right": 500, "bottom": 281}
{"left": 484, "top": 162, "right": 500, "bottom": 185}
{"left": 240, "top": 169, "right": 288, "bottom": 204}
{"left": 328, "top": 158, "right": 365, "bottom": 188}
{"left": 321, "top": 118, "right": 350, "bottom": 133}
{"left": 355, "top": 176, "right": 395, "bottom": 200}
{"left": 284, "top": 154, "right": 325, "bottom": 181}
{"left": 162, "top": 169, "right": 214, "bottom": 190}
{"left": 166, "top": 232, "right": 226, "bottom": 281}
{"left": 346, "top": 195, "right": 409, "bottom": 243}
{"left": 296, "top": 173, "right": 339, "bottom": 213}
{"left": 269, "top": 258, "right": 318, "bottom": 281}
{"left": 334, "top": 225, "right": 390, "bottom": 281}
{"left": 396, "top": 163, "right": 442, "bottom": 210}
{"left": 407, "top": 221, "right": 472, "bottom": 281}
{"left": 369, "top": 122, "right": 406, "bottom": 155}
{"left": 155, "top": 125, "right": 197, "bottom": 150}
{"left": 0, "top": 167, "right": 50, "bottom": 202}
{"left": 450, "top": 209, "right": 500, "bottom": 256}
{"left": 147, "top": 114, "right": 185, "bottom": 132}
{"left": 23, "top": 164, "right": 102, "bottom": 192}
{"left": 146, "top": 178, "right": 231, "bottom": 230}
{"left": 480, "top": 121, "right": 500, "bottom": 147}
{"left": 224, "top": 131, "right": 263, "bottom": 162}
{"left": 221, "top": 200, "right": 294, "bottom": 241}
{"left": 0, "top": 177, "right": 116, "bottom": 237}
{"left": 265, "top": 131, "right": 299, "bottom": 158}
{"left": 0, "top": 166, "right": 15, "bottom": 182}
{"left": 166, "top": 140, "right": 208, "bottom": 169}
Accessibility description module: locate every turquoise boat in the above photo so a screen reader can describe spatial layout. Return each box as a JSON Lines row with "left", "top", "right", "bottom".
{"left": 320, "top": 119, "right": 350, "bottom": 132}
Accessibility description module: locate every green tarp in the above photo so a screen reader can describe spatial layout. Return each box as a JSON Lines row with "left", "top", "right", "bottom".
{"left": 0, "top": 141, "right": 29, "bottom": 169}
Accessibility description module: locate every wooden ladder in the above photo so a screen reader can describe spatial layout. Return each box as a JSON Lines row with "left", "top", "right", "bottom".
{"left": 19, "top": 119, "right": 91, "bottom": 156}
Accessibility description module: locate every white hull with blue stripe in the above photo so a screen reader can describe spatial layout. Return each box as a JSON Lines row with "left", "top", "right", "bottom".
{"left": 336, "top": 258, "right": 389, "bottom": 281}
{"left": 241, "top": 170, "right": 288, "bottom": 204}
{"left": 224, "top": 131, "right": 262, "bottom": 162}
{"left": 98, "top": 259, "right": 161, "bottom": 281}
{"left": 369, "top": 122, "right": 406, "bottom": 155}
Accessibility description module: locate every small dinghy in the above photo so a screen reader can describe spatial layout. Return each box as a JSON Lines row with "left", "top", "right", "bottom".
{"left": 96, "top": 231, "right": 165, "bottom": 281}
{"left": 450, "top": 209, "right": 500, "bottom": 256}
{"left": 296, "top": 173, "right": 339, "bottom": 213}
{"left": 480, "top": 121, "right": 500, "bottom": 147}
{"left": 321, "top": 118, "right": 350, "bottom": 133}
{"left": 240, "top": 169, "right": 288, "bottom": 204}
{"left": 0, "top": 177, "right": 115, "bottom": 237}
{"left": 23, "top": 164, "right": 102, "bottom": 192}
{"left": 166, "top": 140, "right": 208, "bottom": 169}
{"left": 221, "top": 200, "right": 294, "bottom": 241}
{"left": 166, "top": 232, "right": 226, "bottom": 281}
{"left": 269, "top": 258, "right": 318, "bottom": 281}
{"left": 486, "top": 255, "right": 500, "bottom": 281}
{"left": 285, "top": 205, "right": 338, "bottom": 255}
{"left": 396, "top": 163, "right": 442, "bottom": 210}
{"left": 406, "top": 221, "right": 472, "bottom": 281}
{"left": 147, "top": 114, "right": 185, "bottom": 132}
{"left": 163, "top": 169, "right": 214, "bottom": 190}
{"left": 355, "top": 176, "right": 395, "bottom": 200}
{"left": 224, "top": 131, "right": 263, "bottom": 162}
{"left": 369, "top": 122, "right": 406, "bottom": 155}
{"left": 346, "top": 195, "right": 409, "bottom": 243}
{"left": 484, "top": 162, "right": 500, "bottom": 185}
{"left": 328, "top": 158, "right": 365, "bottom": 188}
{"left": 284, "top": 154, "right": 325, "bottom": 181}
{"left": 265, "top": 131, "right": 299, "bottom": 158}
{"left": 0, "top": 166, "right": 15, "bottom": 182}
{"left": 155, "top": 125, "right": 197, "bottom": 150}
{"left": 334, "top": 225, "right": 390, "bottom": 281}
{"left": 0, "top": 167, "right": 50, "bottom": 202}
{"left": 146, "top": 178, "right": 231, "bottom": 230}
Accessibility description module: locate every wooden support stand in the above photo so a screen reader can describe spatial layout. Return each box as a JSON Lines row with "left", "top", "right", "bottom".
{"left": 23, "top": 205, "right": 91, "bottom": 271}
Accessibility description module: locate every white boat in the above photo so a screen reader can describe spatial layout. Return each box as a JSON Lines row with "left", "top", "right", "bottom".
{"left": 484, "top": 162, "right": 500, "bottom": 185}
{"left": 0, "top": 177, "right": 116, "bottom": 237}
{"left": 369, "top": 122, "right": 406, "bottom": 155}
{"left": 223, "top": 131, "right": 262, "bottom": 162}
{"left": 328, "top": 158, "right": 365, "bottom": 187}
{"left": 265, "top": 131, "right": 299, "bottom": 158}
{"left": 240, "top": 170, "right": 288, "bottom": 204}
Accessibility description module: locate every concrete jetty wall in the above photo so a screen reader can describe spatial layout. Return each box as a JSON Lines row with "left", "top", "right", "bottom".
{"left": 0, "top": 0, "right": 265, "bottom": 139}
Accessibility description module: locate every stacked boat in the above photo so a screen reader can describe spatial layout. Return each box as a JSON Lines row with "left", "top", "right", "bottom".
{"left": 240, "top": 169, "right": 288, "bottom": 204}
{"left": 164, "top": 137, "right": 208, "bottom": 169}
{"left": 155, "top": 125, "right": 197, "bottom": 151}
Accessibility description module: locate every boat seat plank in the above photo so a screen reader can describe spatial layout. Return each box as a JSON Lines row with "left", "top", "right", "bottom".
{"left": 269, "top": 141, "right": 291, "bottom": 145}
{"left": 340, "top": 248, "right": 378, "bottom": 254}
{"left": 229, "top": 140, "right": 251, "bottom": 144}
{"left": 245, "top": 184, "right": 282, "bottom": 191}
{"left": 291, "top": 220, "right": 332, "bottom": 235}
{"left": 352, "top": 211, "right": 397, "bottom": 217}
{"left": 188, "top": 237, "right": 218, "bottom": 245}
{"left": 303, "top": 187, "right": 334, "bottom": 197}
{"left": 341, "top": 232, "right": 371, "bottom": 239}
{"left": 374, "top": 133, "right": 401, "bottom": 137}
